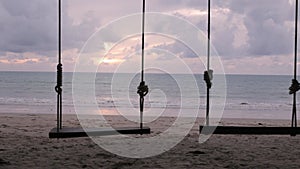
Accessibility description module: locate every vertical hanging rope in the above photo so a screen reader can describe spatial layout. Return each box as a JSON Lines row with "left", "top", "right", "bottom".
{"left": 141, "top": 0, "right": 145, "bottom": 83}
{"left": 55, "top": 0, "right": 63, "bottom": 132}
{"left": 292, "top": 0, "right": 299, "bottom": 132}
{"left": 207, "top": 0, "right": 211, "bottom": 71}
{"left": 137, "top": 0, "right": 149, "bottom": 132}
{"left": 289, "top": 0, "right": 299, "bottom": 136}
{"left": 58, "top": 0, "right": 62, "bottom": 66}
{"left": 204, "top": 0, "right": 213, "bottom": 126}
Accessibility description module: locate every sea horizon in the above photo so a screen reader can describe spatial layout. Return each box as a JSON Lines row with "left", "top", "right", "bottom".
{"left": 0, "top": 70, "right": 297, "bottom": 76}
{"left": 0, "top": 71, "right": 298, "bottom": 120}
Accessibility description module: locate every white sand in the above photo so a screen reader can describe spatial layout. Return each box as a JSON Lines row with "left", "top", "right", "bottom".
{"left": 1, "top": 113, "right": 300, "bottom": 168}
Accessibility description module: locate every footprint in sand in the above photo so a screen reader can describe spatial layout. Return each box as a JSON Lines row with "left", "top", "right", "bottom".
{"left": 0, "top": 158, "right": 10, "bottom": 166}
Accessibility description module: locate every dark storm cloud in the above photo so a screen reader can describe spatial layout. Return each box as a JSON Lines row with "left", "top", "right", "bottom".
{"left": 0, "top": 0, "right": 99, "bottom": 57}
{"left": 213, "top": 0, "right": 295, "bottom": 57}
{"left": 0, "top": 0, "right": 297, "bottom": 60}
{"left": 0, "top": 0, "right": 57, "bottom": 53}
{"left": 238, "top": 0, "right": 294, "bottom": 56}
{"left": 159, "top": 0, "right": 296, "bottom": 58}
{"left": 149, "top": 0, "right": 296, "bottom": 58}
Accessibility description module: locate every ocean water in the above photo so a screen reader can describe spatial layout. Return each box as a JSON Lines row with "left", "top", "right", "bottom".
{"left": 0, "top": 71, "right": 297, "bottom": 119}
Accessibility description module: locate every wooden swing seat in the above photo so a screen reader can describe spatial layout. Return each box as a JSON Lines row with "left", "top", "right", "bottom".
{"left": 200, "top": 126, "right": 300, "bottom": 135}
{"left": 49, "top": 126, "right": 151, "bottom": 138}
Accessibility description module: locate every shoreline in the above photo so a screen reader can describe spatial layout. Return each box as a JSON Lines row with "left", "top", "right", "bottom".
{"left": 0, "top": 112, "right": 300, "bottom": 124}
{"left": 0, "top": 103, "right": 294, "bottom": 120}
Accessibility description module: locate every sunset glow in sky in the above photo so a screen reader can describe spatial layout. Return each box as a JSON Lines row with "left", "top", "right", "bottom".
{"left": 0, "top": 0, "right": 299, "bottom": 75}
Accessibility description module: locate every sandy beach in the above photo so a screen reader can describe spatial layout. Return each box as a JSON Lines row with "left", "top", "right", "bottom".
{"left": 1, "top": 113, "right": 300, "bottom": 169}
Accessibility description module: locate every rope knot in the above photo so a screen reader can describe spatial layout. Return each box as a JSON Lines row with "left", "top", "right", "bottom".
{"left": 204, "top": 69, "right": 213, "bottom": 89}
{"left": 55, "top": 63, "right": 63, "bottom": 94}
{"left": 137, "top": 81, "right": 149, "bottom": 97}
{"left": 289, "top": 79, "right": 300, "bottom": 95}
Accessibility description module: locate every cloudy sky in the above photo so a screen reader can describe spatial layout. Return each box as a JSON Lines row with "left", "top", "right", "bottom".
{"left": 0, "top": 0, "right": 298, "bottom": 75}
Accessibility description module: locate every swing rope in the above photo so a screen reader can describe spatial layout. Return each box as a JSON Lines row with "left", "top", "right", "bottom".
{"left": 289, "top": 0, "right": 299, "bottom": 134}
{"left": 204, "top": 0, "right": 213, "bottom": 126}
{"left": 137, "top": 0, "right": 149, "bottom": 132}
{"left": 55, "top": 0, "right": 63, "bottom": 132}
